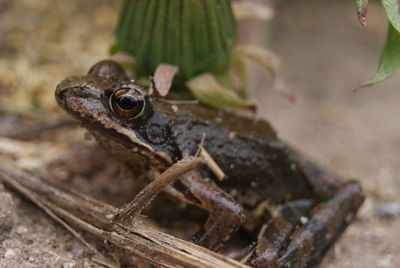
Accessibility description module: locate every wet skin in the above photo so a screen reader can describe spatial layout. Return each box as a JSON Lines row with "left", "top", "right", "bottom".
{"left": 55, "top": 60, "right": 365, "bottom": 268}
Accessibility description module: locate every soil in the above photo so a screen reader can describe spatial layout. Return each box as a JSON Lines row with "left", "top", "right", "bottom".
{"left": 0, "top": 0, "right": 399, "bottom": 267}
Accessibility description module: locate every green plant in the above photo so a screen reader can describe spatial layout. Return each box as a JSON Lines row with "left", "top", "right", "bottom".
{"left": 356, "top": 0, "right": 400, "bottom": 86}
{"left": 113, "top": 0, "right": 278, "bottom": 110}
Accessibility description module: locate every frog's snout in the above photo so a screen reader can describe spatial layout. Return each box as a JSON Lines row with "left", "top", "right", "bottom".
{"left": 56, "top": 76, "right": 85, "bottom": 103}
{"left": 55, "top": 78, "right": 76, "bottom": 110}
{"left": 55, "top": 76, "right": 104, "bottom": 117}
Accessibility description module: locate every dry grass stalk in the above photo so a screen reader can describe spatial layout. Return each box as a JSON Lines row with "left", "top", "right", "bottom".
{"left": 0, "top": 156, "right": 250, "bottom": 268}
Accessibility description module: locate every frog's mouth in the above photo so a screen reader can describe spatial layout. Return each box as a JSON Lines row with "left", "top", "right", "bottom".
{"left": 55, "top": 78, "right": 174, "bottom": 166}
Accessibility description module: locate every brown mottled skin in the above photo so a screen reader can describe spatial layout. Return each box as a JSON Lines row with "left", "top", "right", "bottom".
{"left": 55, "top": 60, "right": 365, "bottom": 267}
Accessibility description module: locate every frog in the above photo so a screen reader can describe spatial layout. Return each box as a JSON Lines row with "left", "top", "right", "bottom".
{"left": 55, "top": 60, "right": 364, "bottom": 268}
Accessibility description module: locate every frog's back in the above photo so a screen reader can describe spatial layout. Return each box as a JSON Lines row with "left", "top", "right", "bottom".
{"left": 153, "top": 100, "right": 316, "bottom": 207}
{"left": 154, "top": 99, "right": 279, "bottom": 141}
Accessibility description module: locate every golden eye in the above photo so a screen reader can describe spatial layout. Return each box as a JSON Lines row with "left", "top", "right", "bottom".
{"left": 109, "top": 88, "right": 147, "bottom": 120}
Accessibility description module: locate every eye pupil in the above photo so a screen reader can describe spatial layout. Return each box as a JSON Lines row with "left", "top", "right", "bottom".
{"left": 117, "top": 95, "right": 137, "bottom": 110}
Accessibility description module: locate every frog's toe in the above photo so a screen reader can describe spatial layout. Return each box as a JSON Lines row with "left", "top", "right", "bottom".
{"left": 246, "top": 199, "right": 314, "bottom": 267}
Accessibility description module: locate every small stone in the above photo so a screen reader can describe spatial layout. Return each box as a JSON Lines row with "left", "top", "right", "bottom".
{"left": 72, "top": 244, "right": 85, "bottom": 255}
{"left": 16, "top": 225, "right": 28, "bottom": 234}
{"left": 228, "top": 131, "right": 236, "bottom": 140}
{"left": 4, "top": 248, "right": 16, "bottom": 259}
{"left": 376, "top": 202, "right": 400, "bottom": 218}
{"left": 171, "top": 105, "right": 178, "bottom": 112}
{"left": 300, "top": 216, "right": 309, "bottom": 224}
{"left": 378, "top": 255, "right": 393, "bottom": 267}
{"left": 105, "top": 213, "right": 114, "bottom": 219}
{"left": 65, "top": 253, "right": 73, "bottom": 259}
{"left": 63, "top": 262, "right": 76, "bottom": 268}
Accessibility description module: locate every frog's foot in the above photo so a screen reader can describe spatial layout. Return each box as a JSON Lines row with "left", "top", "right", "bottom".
{"left": 247, "top": 181, "right": 364, "bottom": 268}
{"left": 246, "top": 200, "right": 314, "bottom": 266}
{"left": 181, "top": 173, "right": 245, "bottom": 252}
{"left": 276, "top": 181, "right": 363, "bottom": 267}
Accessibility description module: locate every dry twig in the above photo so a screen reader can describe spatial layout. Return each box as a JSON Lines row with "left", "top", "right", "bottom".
{"left": 0, "top": 156, "right": 250, "bottom": 268}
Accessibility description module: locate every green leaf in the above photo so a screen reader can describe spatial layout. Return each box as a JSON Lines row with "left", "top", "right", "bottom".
{"left": 355, "top": 0, "right": 368, "bottom": 26}
{"left": 363, "top": 23, "right": 400, "bottom": 86}
{"left": 382, "top": 0, "right": 400, "bottom": 32}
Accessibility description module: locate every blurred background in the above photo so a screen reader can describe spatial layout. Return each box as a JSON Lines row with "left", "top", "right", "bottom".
{"left": 0, "top": 0, "right": 399, "bottom": 267}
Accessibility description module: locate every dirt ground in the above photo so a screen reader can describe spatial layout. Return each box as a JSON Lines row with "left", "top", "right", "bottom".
{"left": 0, "top": 0, "right": 399, "bottom": 267}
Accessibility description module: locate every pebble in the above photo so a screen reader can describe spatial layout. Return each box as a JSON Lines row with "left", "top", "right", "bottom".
{"left": 65, "top": 253, "right": 73, "bottom": 259}
{"left": 300, "top": 216, "right": 309, "bottom": 224}
{"left": 4, "top": 248, "right": 16, "bottom": 259}
{"left": 72, "top": 244, "right": 85, "bottom": 255}
{"left": 171, "top": 105, "right": 178, "bottom": 112}
{"left": 16, "top": 225, "right": 28, "bottom": 234}
{"left": 376, "top": 202, "right": 400, "bottom": 218}
{"left": 63, "top": 262, "right": 76, "bottom": 268}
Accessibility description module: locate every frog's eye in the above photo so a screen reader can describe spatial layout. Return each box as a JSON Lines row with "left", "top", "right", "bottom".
{"left": 109, "top": 88, "right": 147, "bottom": 120}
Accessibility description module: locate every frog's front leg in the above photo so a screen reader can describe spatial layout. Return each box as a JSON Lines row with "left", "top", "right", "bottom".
{"left": 114, "top": 157, "right": 245, "bottom": 252}
{"left": 181, "top": 172, "right": 245, "bottom": 251}
{"left": 247, "top": 161, "right": 364, "bottom": 268}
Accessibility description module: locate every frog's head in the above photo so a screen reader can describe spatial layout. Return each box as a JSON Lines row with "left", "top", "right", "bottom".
{"left": 55, "top": 60, "right": 180, "bottom": 172}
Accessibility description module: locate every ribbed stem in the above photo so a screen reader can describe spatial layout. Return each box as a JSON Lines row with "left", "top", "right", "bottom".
{"left": 115, "top": 0, "right": 237, "bottom": 82}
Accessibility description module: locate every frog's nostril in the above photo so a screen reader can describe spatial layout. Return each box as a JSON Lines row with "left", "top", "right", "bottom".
{"left": 55, "top": 84, "right": 71, "bottom": 107}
